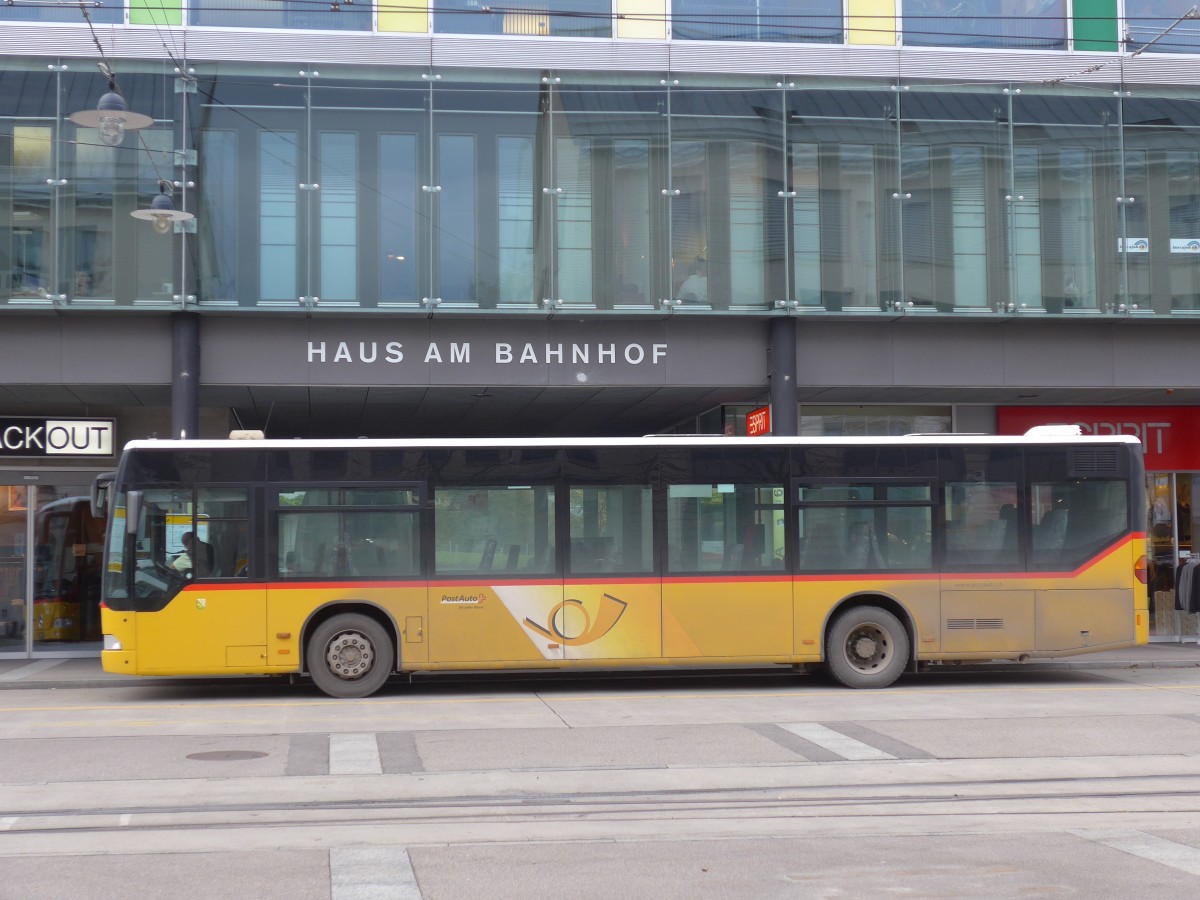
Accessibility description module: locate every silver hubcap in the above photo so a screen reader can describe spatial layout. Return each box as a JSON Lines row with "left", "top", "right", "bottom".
{"left": 845, "top": 624, "right": 890, "bottom": 673}
{"left": 325, "top": 631, "right": 374, "bottom": 681}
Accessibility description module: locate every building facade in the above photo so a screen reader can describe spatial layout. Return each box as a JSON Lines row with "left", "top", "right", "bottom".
{"left": 2, "top": 1, "right": 1200, "bottom": 656}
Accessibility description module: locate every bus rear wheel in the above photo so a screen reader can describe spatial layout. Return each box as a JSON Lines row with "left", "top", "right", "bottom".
{"left": 307, "top": 613, "right": 395, "bottom": 699}
{"left": 825, "top": 606, "right": 909, "bottom": 689}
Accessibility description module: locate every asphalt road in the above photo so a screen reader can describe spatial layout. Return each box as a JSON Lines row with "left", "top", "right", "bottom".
{"left": 3, "top": 666, "right": 1200, "bottom": 898}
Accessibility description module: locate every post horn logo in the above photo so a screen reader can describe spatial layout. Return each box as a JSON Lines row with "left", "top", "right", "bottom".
{"left": 523, "top": 593, "right": 628, "bottom": 646}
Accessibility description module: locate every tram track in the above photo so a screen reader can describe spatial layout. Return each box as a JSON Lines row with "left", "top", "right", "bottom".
{"left": 6, "top": 771, "right": 1200, "bottom": 847}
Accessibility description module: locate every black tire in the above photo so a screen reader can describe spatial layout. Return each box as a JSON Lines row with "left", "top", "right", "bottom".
{"left": 824, "top": 606, "right": 909, "bottom": 689}
{"left": 307, "top": 613, "right": 395, "bottom": 699}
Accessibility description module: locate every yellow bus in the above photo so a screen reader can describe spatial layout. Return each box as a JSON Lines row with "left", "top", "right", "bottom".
{"left": 98, "top": 432, "right": 1147, "bottom": 697}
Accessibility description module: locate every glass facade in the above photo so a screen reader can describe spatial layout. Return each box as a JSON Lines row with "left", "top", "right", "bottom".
{"left": 9, "top": 61, "right": 1200, "bottom": 315}
{"left": 902, "top": 1, "right": 1067, "bottom": 50}
{"left": 0, "top": 4, "right": 1187, "bottom": 55}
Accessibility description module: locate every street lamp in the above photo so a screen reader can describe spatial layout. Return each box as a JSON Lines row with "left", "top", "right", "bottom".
{"left": 69, "top": 77, "right": 154, "bottom": 147}
{"left": 130, "top": 180, "right": 194, "bottom": 234}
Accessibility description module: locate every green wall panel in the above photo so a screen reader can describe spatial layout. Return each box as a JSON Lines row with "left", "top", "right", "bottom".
{"left": 1073, "top": 0, "right": 1118, "bottom": 52}
{"left": 130, "top": 0, "right": 183, "bottom": 27}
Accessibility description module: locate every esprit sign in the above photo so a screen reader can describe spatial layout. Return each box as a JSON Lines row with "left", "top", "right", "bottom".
{"left": 996, "top": 406, "right": 1200, "bottom": 471}
{"left": 746, "top": 405, "right": 771, "bottom": 436}
{"left": 0, "top": 418, "right": 115, "bottom": 458}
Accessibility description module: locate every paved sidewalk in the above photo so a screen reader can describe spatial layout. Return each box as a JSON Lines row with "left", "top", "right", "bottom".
{"left": 0, "top": 643, "right": 1198, "bottom": 691}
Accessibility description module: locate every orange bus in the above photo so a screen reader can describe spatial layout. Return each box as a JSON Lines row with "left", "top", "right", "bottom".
{"left": 98, "top": 431, "right": 1146, "bottom": 697}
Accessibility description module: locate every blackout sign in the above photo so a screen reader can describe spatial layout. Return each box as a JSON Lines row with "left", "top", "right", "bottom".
{"left": 0, "top": 418, "right": 115, "bottom": 458}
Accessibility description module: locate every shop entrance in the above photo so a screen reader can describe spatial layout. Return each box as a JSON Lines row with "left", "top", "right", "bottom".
{"left": 0, "top": 474, "right": 105, "bottom": 658}
{"left": 1147, "top": 472, "right": 1200, "bottom": 642}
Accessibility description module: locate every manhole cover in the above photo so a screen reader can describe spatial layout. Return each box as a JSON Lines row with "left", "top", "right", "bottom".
{"left": 186, "top": 750, "right": 269, "bottom": 761}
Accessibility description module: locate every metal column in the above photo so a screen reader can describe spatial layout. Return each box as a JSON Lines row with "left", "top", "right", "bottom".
{"left": 768, "top": 317, "right": 798, "bottom": 436}
{"left": 170, "top": 312, "right": 200, "bottom": 440}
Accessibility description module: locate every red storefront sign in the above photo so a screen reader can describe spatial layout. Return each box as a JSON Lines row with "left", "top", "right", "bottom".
{"left": 997, "top": 406, "right": 1200, "bottom": 471}
{"left": 746, "top": 405, "right": 771, "bottom": 436}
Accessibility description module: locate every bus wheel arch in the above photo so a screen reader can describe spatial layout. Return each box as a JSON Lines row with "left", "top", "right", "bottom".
{"left": 822, "top": 595, "right": 913, "bottom": 689}
{"left": 302, "top": 603, "right": 399, "bottom": 699}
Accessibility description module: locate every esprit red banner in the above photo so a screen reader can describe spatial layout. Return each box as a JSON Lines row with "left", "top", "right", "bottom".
{"left": 997, "top": 406, "right": 1200, "bottom": 471}
{"left": 746, "top": 405, "right": 771, "bottom": 437}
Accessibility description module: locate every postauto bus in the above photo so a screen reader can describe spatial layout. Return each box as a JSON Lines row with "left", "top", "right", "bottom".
{"left": 97, "top": 431, "right": 1146, "bottom": 697}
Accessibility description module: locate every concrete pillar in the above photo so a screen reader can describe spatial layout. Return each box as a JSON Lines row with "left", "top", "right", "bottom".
{"left": 768, "top": 316, "right": 798, "bottom": 436}
{"left": 170, "top": 312, "right": 200, "bottom": 440}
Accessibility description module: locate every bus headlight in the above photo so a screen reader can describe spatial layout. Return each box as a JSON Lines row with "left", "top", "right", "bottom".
{"left": 103, "top": 634, "right": 123, "bottom": 651}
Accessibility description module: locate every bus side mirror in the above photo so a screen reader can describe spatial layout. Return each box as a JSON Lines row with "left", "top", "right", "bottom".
{"left": 91, "top": 471, "right": 116, "bottom": 519}
{"left": 125, "top": 491, "right": 143, "bottom": 536}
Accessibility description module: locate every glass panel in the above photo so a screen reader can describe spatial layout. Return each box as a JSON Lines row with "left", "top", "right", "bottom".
{"left": 898, "top": 143, "right": 934, "bottom": 308}
{"left": 0, "top": 486, "right": 28, "bottom": 651}
{"left": 791, "top": 142, "right": 820, "bottom": 306}
{"left": 796, "top": 483, "right": 933, "bottom": 571}
{"left": 199, "top": 130, "right": 238, "bottom": 303}
{"left": 1013, "top": 92, "right": 1116, "bottom": 314}
{"left": 278, "top": 488, "right": 419, "bottom": 506}
{"left": 556, "top": 135, "right": 593, "bottom": 306}
{"left": 944, "top": 481, "right": 1019, "bottom": 569}
{"left": 798, "top": 484, "right": 932, "bottom": 503}
{"left": 666, "top": 484, "right": 784, "bottom": 573}
{"left": 129, "top": 487, "right": 194, "bottom": 609}
{"left": 260, "top": 132, "right": 298, "bottom": 301}
{"left": 611, "top": 139, "right": 652, "bottom": 308}
{"left": 32, "top": 484, "right": 106, "bottom": 648}
{"left": 1011, "top": 145, "right": 1042, "bottom": 310}
{"left": 1120, "top": 149, "right": 1150, "bottom": 309}
{"left": 729, "top": 142, "right": 767, "bottom": 306}
{"left": 799, "top": 405, "right": 951, "bottom": 436}
{"left": 434, "top": 486, "right": 556, "bottom": 574}
{"left": 1043, "top": 147, "right": 1096, "bottom": 313}
{"left": 190, "top": 0, "right": 371, "bottom": 30}
{"left": 568, "top": 485, "right": 653, "bottom": 575}
{"left": 380, "top": 133, "right": 419, "bottom": 305}
{"left": 671, "top": 0, "right": 842, "bottom": 43}
{"left": 1125, "top": 1, "right": 1200, "bottom": 54}
{"left": 1030, "top": 479, "right": 1129, "bottom": 566}
{"left": 433, "top": 0, "right": 613, "bottom": 37}
{"left": 903, "top": 0, "right": 1067, "bottom": 50}
{"left": 437, "top": 134, "right": 477, "bottom": 304}
{"left": 278, "top": 510, "right": 420, "bottom": 577}
{"left": 103, "top": 490, "right": 129, "bottom": 607}
{"left": 950, "top": 145, "right": 988, "bottom": 309}
{"left": 498, "top": 136, "right": 536, "bottom": 305}
{"left": 670, "top": 84, "right": 783, "bottom": 310}
{"left": 1168, "top": 150, "right": 1200, "bottom": 312}
{"left": 943, "top": 446, "right": 1022, "bottom": 570}
{"left": 320, "top": 132, "right": 358, "bottom": 303}
{"left": 798, "top": 503, "right": 932, "bottom": 571}
{"left": 197, "top": 488, "right": 249, "bottom": 579}
{"left": 6, "top": 125, "right": 52, "bottom": 302}
{"left": 0, "top": 3, "right": 121, "bottom": 22}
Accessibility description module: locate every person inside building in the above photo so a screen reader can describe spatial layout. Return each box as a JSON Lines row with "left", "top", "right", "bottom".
{"left": 172, "top": 531, "right": 214, "bottom": 578}
{"left": 675, "top": 258, "right": 708, "bottom": 305}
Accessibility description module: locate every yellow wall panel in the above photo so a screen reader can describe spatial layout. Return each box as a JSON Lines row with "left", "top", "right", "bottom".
{"left": 379, "top": 6, "right": 430, "bottom": 34}
{"left": 848, "top": 0, "right": 896, "bottom": 46}
{"left": 617, "top": 0, "right": 667, "bottom": 40}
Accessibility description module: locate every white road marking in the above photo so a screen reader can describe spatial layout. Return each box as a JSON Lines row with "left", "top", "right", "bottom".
{"left": 329, "top": 733, "right": 383, "bottom": 775}
{"left": 0, "top": 817, "right": 17, "bottom": 831}
{"left": 330, "top": 846, "right": 421, "bottom": 900}
{"left": 0, "top": 660, "right": 67, "bottom": 682}
{"left": 779, "top": 722, "right": 896, "bottom": 760}
{"left": 1071, "top": 829, "right": 1200, "bottom": 876}
{"left": 119, "top": 814, "right": 132, "bottom": 827}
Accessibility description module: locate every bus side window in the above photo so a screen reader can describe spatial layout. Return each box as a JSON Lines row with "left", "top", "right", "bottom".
{"left": 197, "top": 488, "right": 250, "bottom": 579}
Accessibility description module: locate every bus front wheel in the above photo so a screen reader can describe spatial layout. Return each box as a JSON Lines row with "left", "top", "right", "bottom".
{"left": 825, "top": 606, "right": 909, "bottom": 689}
{"left": 307, "top": 613, "right": 395, "bottom": 699}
